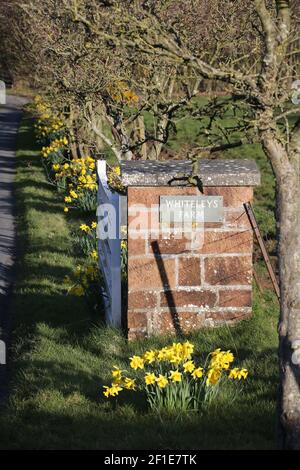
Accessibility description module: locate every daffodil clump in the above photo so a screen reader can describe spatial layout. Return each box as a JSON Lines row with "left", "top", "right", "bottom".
{"left": 64, "top": 263, "right": 99, "bottom": 296}
{"left": 54, "top": 156, "right": 97, "bottom": 213}
{"left": 32, "top": 95, "right": 70, "bottom": 193}
{"left": 103, "top": 342, "right": 248, "bottom": 412}
{"left": 41, "top": 136, "right": 68, "bottom": 159}
{"left": 64, "top": 262, "right": 105, "bottom": 312}
{"left": 33, "top": 95, "right": 65, "bottom": 142}
{"left": 73, "top": 221, "right": 98, "bottom": 258}
{"left": 32, "top": 95, "right": 105, "bottom": 314}
{"left": 33, "top": 96, "right": 98, "bottom": 212}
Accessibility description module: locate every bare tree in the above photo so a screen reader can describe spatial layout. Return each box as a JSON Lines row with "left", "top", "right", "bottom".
{"left": 4, "top": 0, "right": 207, "bottom": 161}
{"left": 103, "top": 0, "right": 300, "bottom": 448}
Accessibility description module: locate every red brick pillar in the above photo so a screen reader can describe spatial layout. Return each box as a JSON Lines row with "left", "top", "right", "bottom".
{"left": 121, "top": 160, "right": 260, "bottom": 340}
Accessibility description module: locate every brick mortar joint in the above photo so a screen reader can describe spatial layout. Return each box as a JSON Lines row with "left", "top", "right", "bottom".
{"left": 127, "top": 228, "right": 253, "bottom": 235}
{"left": 128, "top": 307, "right": 252, "bottom": 313}
{"left": 175, "top": 256, "right": 179, "bottom": 288}
{"left": 128, "top": 285, "right": 253, "bottom": 293}
{"left": 128, "top": 253, "right": 253, "bottom": 261}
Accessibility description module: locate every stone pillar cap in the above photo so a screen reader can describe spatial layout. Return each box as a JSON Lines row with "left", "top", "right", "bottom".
{"left": 120, "top": 159, "right": 260, "bottom": 187}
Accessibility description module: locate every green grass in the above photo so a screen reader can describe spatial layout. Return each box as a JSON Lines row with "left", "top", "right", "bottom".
{"left": 0, "top": 111, "right": 280, "bottom": 450}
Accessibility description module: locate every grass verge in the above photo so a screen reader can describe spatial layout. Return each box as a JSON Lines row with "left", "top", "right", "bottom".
{"left": 0, "top": 113, "right": 279, "bottom": 450}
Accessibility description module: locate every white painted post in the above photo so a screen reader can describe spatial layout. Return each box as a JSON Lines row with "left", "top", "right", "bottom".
{"left": 97, "top": 160, "right": 122, "bottom": 327}
{"left": 0, "top": 81, "right": 6, "bottom": 105}
{"left": 0, "top": 340, "right": 5, "bottom": 365}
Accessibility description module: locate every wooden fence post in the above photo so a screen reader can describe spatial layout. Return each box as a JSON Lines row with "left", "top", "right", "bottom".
{"left": 97, "top": 160, "right": 122, "bottom": 327}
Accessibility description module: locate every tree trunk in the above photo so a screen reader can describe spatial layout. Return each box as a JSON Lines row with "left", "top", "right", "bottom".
{"left": 137, "top": 115, "right": 147, "bottom": 160}
{"left": 278, "top": 171, "right": 300, "bottom": 449}
{"left": 67, "top": 105, "right": 80, "bottom": 160}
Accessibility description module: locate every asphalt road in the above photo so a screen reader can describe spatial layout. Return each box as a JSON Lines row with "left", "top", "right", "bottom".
{"left": 0, "top": 94, "right": 29, "bottom": 402}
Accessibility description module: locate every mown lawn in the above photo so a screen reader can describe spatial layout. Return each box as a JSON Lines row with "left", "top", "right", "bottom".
{"left": 0, "top": 112, "right": 279, "bottom": 450}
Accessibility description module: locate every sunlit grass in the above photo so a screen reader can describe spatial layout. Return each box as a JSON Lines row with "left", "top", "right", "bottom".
{"left": 0, "top": 113, "right": 279, "bottom": 450}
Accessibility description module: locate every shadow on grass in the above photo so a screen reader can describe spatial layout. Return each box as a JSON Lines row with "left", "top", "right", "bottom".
{"left": 0, "top": 345, "right": 277, "bottom": 450}
{"left": 0, "top": 112, "right": 279, "bottom": 450}
{"left": 0, "top": 409, "right": 276, "bottom": 450}
{"left": 3, "top": 285, "right": 279, "bottom": 449}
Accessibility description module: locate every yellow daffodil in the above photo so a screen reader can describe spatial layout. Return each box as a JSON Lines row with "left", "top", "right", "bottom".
{"left": 183, "top": 361, "right": 195, "bottom": 373}
{"left": 182, "top": 341, "right": 194, "bottom": 359}
{"left": 124, "top": 378, "right": 136, "bottom": 390}
{"left": 209, "top": 349, "right": 234, "bottom": 370}
{"left": 144, "top": 372, "right": 157, "bottom": 385}
{"left": 91, "top": 250, "right": 98, "bottom": 260}
{"left": 169, "top": 370, "right": 182, "bottom": 382}
{"left": 228, "top": 368, "right": 248, "bottom": 380}
{"left": 191, "top": 367, "right": 204, "bottom": 379}
{"left": 111, "top": 367, "right": 122, "bottom": 380}
{"left": 156, "top": 374, "right": 168, "bottom": 389}
{"left": 206, "top": 368, "right": 222, "bottom": 386}
{"left": 129, "top": 355, "right": 144, "bottom": 370}
{"left": 157, "top": 347, "right": 169, "bottom": 361}
{"left": 64, "top": 207, "right": 69, "bottom": 213}
{"left": 64, "top": 196, "right": 71, "bottom": 203}
{"left": 143, "top": 350, "right": 156, "bottom": 364}
{"left": 70, "top": 190, "right": 78, "bottom": 199}
{"left": 110, "top": 384, "right": 123, "bottom": 396}
{"left": 103, "top": 386, "right": 111, "bottom": 398}
{"left": 103, "top": 384, "right": 122, "bottom": 397}
{"left": 169, "top": 354, "right": 182, "bottom": 365}
{"left": 172, "top": 342, "right": 183, "bottom": 355}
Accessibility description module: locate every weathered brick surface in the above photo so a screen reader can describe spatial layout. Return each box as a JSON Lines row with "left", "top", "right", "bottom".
{"left": 128, "top": 291, "right": 158, "bottom": 309}
{"left": 205, "top": 310, "right": 252, "bottom": 324}
{"left": 128, "top": 208, "right": 160, "bottom": 231}
{"left": 127, "top": 236, "right": 147, "bottom": 255}
{"left": 203, "top": 222, "right": 223, "bottom": 229}
{"left": 128, "top": 256, "right": 176, "bottom": 290}
{"left": 127, "top": 311, "right": 149, "bottom": 329}
{"left": 198, "top": 230, "right": 253, "bottom": 254}
{"left": 149, "top": 233, "right": 196, "bottom": 255}
{"left": 148, "top": 230, "right": 252, "bottom": 255}
{"left": 160, "top": 289, "right": 217, "bottom": 309}
{"left": 127, "top": 183, "right": 256, "bottom": 338}
{"left": 204, "top": 256, "right": 252, "bottom": 285}
{"left": 203, "top": 187, "right": 253, "bottom": 208}
{"left": 218, "top": 289, "right": 252, "bottom": 307}
{"left": 156, "top": 311, "right": 205, "bottom": 333}
{"left": 225, "top": 210, "right": 251, "bottom": 229}
{"left": 178, "top": 257, "right": 201, "bottom": 286}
